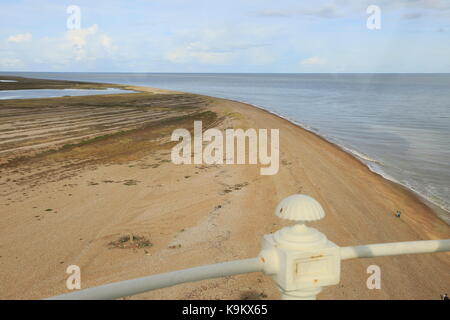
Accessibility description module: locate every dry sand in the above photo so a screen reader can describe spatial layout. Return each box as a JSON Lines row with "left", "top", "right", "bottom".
{"left": 0, "top": 84, "right": 449, "bottom": 300}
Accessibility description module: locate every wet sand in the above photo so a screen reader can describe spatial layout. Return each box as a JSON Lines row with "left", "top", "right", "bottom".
{"left": 0, "top": 80, "right": 448, "bottom": 299}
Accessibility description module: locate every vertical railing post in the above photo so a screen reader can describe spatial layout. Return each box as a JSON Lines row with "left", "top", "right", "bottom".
{"left": 258, "top": 195, "right": 340, "bottom": 300}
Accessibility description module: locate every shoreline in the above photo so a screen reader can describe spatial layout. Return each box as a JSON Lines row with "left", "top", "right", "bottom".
{"left": 2, "top": 74, "right": 448, "bottom": 220}
{"left": 242, "top": 101, "right": 450, "bottom": 225}
{"left": 2, "top": 75, "right": 448, "bottom": 225}
{"left": 166, "top": 90, "right": 450, "bottom": 226}
{"left": 209, "top": 96, "right": 450, "bottom": 233}
{"left": 0, "top": 78, "right": 449, "bottom": 299}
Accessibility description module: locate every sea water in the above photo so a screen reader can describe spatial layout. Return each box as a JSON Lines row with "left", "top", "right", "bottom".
{"left": 0, "top": 87, "right": 135, "bottom": 100}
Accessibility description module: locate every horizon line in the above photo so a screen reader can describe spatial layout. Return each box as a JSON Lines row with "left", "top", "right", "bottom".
{"left": 2, "top": 71, "right": 450, "bottom": 75}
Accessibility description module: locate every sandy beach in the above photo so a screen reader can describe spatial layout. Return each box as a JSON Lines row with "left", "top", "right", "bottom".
{"left": 0, "top": 78, "right": 449, "bottom": 300}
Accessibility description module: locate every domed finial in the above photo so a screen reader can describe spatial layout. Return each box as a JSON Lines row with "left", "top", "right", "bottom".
{"left": 275, "top": 194, "right": 325, "bottom": 222}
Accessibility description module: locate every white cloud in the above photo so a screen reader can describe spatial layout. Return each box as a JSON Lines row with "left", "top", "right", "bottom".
{"left": 66, "top": 25, "right": 98, "bottom": 49}
{"left": 62, "top": 24, "right": 117, "bottom": 62}
{"left": 257, "top": 3, "right": 346, "bottom": 19}
{"left": 257, "top": 0, "right": 450, "bottom": 20}
{"left": 301, "top": 56, "right": 326, "bottom": 65}
{"left": 258, "top": 10, "right": 291, "bottom": 18}
{"left": 0, "top": 24, "right": 119, "bottom": 70}
{"left": 100, "top": 35, "right": 114, "bottom": 49}
{"left": 165, "top": 42, "right": 231, "bottom": 64}
{"left": 7, "top": 32, "right": 32, "bottom": 43}
{"left": 163, "top": 25, "right": 279, "bottom": 66}
{"left": 0, "top": 57, "right": 23, "bottom": 68}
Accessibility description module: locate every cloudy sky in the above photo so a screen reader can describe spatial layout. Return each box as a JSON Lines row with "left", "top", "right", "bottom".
{"left": 1, "top": 0, "right": 449, "bottom": 72}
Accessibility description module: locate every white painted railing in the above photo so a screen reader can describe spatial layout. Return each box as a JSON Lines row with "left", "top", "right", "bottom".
{"left": 47, "top": 194, "right": 450, "bottom": 300}
{"left": 340, "top": 240, "right": 450, "bottom": 260}
{"left": 48, "top": 258, "right": 262, "bottom": 300}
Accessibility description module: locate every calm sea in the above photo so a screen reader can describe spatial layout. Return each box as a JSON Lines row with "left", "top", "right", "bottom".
{"left": 2, "top": 72, "right": 449, "bottom": 223}
{"left": 0, "top": 87, "right": 134, "bottom": 100}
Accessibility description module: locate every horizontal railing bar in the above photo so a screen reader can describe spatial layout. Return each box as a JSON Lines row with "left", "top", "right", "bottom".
{"left": 47, "top": 258, "right": 263, "bottom": 300}
{"left": 340, "top": 239, "right": 450, "bottom": 260}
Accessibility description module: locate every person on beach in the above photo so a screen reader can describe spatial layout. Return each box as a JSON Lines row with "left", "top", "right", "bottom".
{"left": 441, "top": 293, "right": 449, "bottom": 300}
{"left": 395, "top": 211, "right": 401, "bottom": 218}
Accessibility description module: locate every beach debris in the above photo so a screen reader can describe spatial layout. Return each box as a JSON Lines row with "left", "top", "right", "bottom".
{"left": 123, "top": 179, "right": 139, "bottom": 186}
{"left": 108, "top": 234, "right": 152, "bottom": 249}
{"left": 222, "top": 182, "right": 249, "bottom": 194}
{"left": 233, "top": 182, "right": 248, "bottom": 190}
{"left": 240, "top": 291, "right": 268, "bottom": 300}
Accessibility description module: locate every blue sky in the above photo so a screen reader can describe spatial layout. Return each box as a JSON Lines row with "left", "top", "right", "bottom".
{"left": 1, "top": 0, "right": 449, "bottom": 72}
